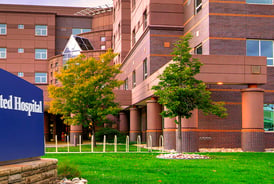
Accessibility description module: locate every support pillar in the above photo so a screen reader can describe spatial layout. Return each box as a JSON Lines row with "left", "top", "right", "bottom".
{"left": 70, "top": 125, "right": 82, "bottom": 145}
{"left": 241, "top": 86, "right": 264, "bottom": 152}
{"left": 141, "top": 108, "right": 147, "bottom": 142}
{"left": 129, "top": 106, "right": 141, "bottom": 142}
{"left": 181, "top": 109, "right": 199, "bottom": 152}
{"left": 119, "top": 111, "right": 129, "bottom": 133}
{"left": 163, "top": 116, "right": 176, "bottom": 150}
{"left": 147, "top": 98, "right": 162, "bottom": 147}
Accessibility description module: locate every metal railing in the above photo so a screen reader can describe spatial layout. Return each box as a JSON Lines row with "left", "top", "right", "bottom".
{"left": 45, "top": 134, "right": 165, "bottom": 153}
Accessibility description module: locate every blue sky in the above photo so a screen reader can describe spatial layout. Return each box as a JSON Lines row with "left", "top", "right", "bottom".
{"left": 0, "top": 0, "right": 113, "bottom": 7}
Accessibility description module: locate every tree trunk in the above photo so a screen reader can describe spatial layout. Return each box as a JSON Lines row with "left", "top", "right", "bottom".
{"left": 176, "top": 115, "right": 182, "bottom": 153}
{"left": 92, "top": 124, "right": 97, "bottom": 147}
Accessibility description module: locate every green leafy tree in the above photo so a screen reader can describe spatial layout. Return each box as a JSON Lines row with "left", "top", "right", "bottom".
{"left": 152, "top": 34, "right": 227, "bottom": 153}
{"left": 48, "top": 50, "right": 123, "bottom": 145}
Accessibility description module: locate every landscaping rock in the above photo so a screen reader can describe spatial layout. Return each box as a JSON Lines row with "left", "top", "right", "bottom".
{"left": 57, "top": 177, "right": 88, "bottom": 184}
{"left": 157, "top": 153, "right": 210, "bottom": 160}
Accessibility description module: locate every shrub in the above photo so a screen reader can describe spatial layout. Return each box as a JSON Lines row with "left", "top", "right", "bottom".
{"left": 95, "top": 128, "right": 127, "bottom": 143}
{"left": 58, "top": 161, "right": 81, "bottom": 179}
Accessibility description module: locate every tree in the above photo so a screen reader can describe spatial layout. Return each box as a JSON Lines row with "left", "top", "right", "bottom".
{"left": 48, "top": 50, "right": 123, "bottom": 145}
{"left": 152, "top": 34, "right": 227, "bottom": 153}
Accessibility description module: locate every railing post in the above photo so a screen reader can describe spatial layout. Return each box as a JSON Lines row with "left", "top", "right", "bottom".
{"left": 114, "top": 135, "right": 117, "bottom": 153}
{"left": 103, "top": 135, "right": 106, "bottom": 152}
{"left": 159, "top": 135, "right": 164, "bottom": 153}
{"left": 67, "top": 135, "right": 70, "bottom": 153}
{"left": 79, "top": 135, "right": 82, "bottom": 153}
{"left": 148, "top": 135, "right": 152, "bottom": 152}
{"left": 137, "top": 135, "right": 141, "bottom": 152}
{"left": 126, "top": 135, "right": 129, "bottom": 152}
{"left": 91, "top": 135, "right": 94, "bottom": 153}
{"left": 55, "top": 135, "right": 58, "bottom": 153}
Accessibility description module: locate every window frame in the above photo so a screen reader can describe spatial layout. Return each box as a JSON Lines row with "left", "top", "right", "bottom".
{"left": 132, "top": 70, "right": 136, "bottom": 88}
{"left": 18, "top": 48, "right": 24, "bottom": 53}
{"left": 124, "top": 78, "right": 128, "bottom": 90}
{"left": 264, "top": 104, "right": 274, "bottom": 132}
{"left": 246, "top": 39, "right": 274, "bottom": 66}
{"left": 143, "top": 58, "right": 148, "bottom": 80}
{"left": 18, "top": 72, "right": 24, "bottom": 77}
{"left": 101, "top": 36, "right": 106, "bottom": 42}
{"left": 101, "top": 45, "right": 106, "bottom": 50}
{"left": 35, "top": 73, "right": 48, "bottom": 84}
{"left": 246, "top": 0, "right": 273, "bottom": 5}
{"left": 194, "top": 43, "right": 203, "bottom": 55}
{"left": 35, "top": 25, "right": 48, "bottom": 36}
{"left": 18, "top": 24, "right": 24, "bottom": 29}
{"left": 0, "top": 48, "right": 7, "bottom": 59}
{"left": 35, "top": 49, "right": 48, "bottom": 60}
{"left": 0, "top": 24, "right": 7, "bottom": 35}
{"left": 143, "top": 10, "right": 148, "bottom": 30}
{"left": 195, "top": 0, "right": 202, "bottom": 14}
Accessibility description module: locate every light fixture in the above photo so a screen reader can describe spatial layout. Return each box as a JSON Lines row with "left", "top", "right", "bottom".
{"left": 217, "top": 82, "right": 223, "bottom": 85}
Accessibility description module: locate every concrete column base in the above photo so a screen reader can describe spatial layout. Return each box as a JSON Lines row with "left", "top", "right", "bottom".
{"left": 242, "top": 129, "right": 265, "bottom": 152}
{"left": 147, "top": 131, "right": 162, "bottom": 147}
{"left": 181, "top": 129, "right": 199, "bottom": 152}
{"left": 70, "top": 125, "right": 82, "bottom": 145}
{"left": 129, "top": 131, "right": 141, "bottom": 142}
{"left": 163, "top": 130, "right": 176, "bottom": 150}
{"left": 142, "top": 131, "right": 146, "bottom": 142}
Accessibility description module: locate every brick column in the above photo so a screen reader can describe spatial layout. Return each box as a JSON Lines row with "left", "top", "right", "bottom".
{"left": 129, "top": 106, "right": 141, "bottom": 142}
{"left": 70, "top": 125, "right": 82, "bottom": 145}
{"left": 181, "top": 109, "right": 199, "bottom": 152}
{"left": 147, "top": 98, "right": 162, "bottom": 147}
{"left": 119, "top": 111, "right": 129, "bottom": 133}
{"left": 241, "top": 86, "right": 265, "bottom": 152}
{"left": 163, "top": 116, "right": 176, "bottom": 150}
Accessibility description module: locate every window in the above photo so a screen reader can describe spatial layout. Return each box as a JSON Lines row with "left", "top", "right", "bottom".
{"left": 101, "top": 45, "right": 106, "bottom": 50}
{"left": 132, "top": 29, "right": 136, "bottom": 46}
{"left": 246, "top": 0, "right": 273, "bottom": 4}
{"left": 195, "top": 0, "right": 202, "bottom": 14}
{"left": 18, "top": 72, "right": 24, "bottom": 77}
{"left": 72, "top": 28, "right": 91, "bottom": 35}
{"left": 246, "top": 40, "right": 273, "bottom": 66}
{"left": 0, "top": 48, "right": 6, "bottom": 58}
{"left": 143, "top": 10, "right": 148, "bottom": 29}
{"left": 124, "top": 78, "right": 128, "bottom": 90}
{"left": 143, "top": 58, "right": 148, "bottom": 80}
{"left": 194, "top": 44, "right": 202, "bottom": 54}
{"left": 132, "top": 71, "right": 136, "bottom": 88}
{"left": 35, "top": 73, "right": 47, "bottom": 83}
{"left": 132, "top": 0, "right": 136, "bottom": 10}
{"left": 35, "top": 49, "right": 47, "bottom": 59}
{"left": 264, "top": 104, "right": 274, "bottom": 131}
{"left": 18, "top": 48, "right": 24, "bottom": 53}
{"left": 55, "top": 62, "right": 58, "bottom": 67}
{"left": 101, "top": 36, "right": 106, "bottom": 42}
{"left": 18, "top": 24, "right": 24, "bottom": 29}
{"left": 0, "top": 24, "right": 7, "bottom": 35}
{"left": 35, "top": 25, "right": 47, "bottom": 36}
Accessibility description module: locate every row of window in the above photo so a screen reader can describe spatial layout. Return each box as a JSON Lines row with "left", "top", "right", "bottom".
{"left": 194, "top": 0, "right": 273, "bottom": 15}
{"left": 194, "top": 39, "right": 274, "bottom": 66}
{"left": 0, "top": 24, "right": 48, "bottom": 36}
{"left": 17, "top": 72, "right": 47, "bottom": 84}
{"left": 124, "top": 58, "right": 147, "bottom": 90}
{"left": 0, "top": 48, "right": 47, "bottom": 59}
{"left": 0, "top": 24, "right": 92, "bottom": 36}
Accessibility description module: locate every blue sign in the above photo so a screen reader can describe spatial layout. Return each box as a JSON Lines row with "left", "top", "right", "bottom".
{"left": 0, "top": 69, "right": 44, "bottom": 162}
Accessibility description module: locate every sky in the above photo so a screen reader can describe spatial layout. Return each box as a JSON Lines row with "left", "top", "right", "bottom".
{"left": 0, "top": 0, "right": 113, "bottom": 7}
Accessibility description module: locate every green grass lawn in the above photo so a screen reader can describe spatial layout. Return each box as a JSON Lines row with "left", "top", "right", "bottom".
{"left": 43, "top": 152, "right": 274, "bottom": 184}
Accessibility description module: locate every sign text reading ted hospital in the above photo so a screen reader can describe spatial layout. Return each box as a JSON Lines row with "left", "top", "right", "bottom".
{"left": 0, "top": 95, "right": 42, "bottom": 116}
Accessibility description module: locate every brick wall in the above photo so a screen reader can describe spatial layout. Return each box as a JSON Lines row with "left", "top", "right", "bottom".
{"left": 0, "top": 159, "right": 57, "bottom": 184}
